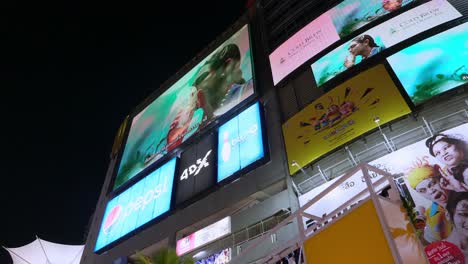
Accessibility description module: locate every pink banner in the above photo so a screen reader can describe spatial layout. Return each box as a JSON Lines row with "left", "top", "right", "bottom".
{"left": 269, "top": 13, "right": 340, "bottom": 85}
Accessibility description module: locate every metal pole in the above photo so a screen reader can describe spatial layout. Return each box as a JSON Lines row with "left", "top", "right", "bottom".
{"left": 422, "top": 117, "right": 434, "bottom": 137}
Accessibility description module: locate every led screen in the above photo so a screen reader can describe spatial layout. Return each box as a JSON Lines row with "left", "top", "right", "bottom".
{"left": 283, "top": 65, "right": 411, "bottom": 175}
{"left": 113, "top": 25, "right": 254, "bottom": 190}
{"left": 217, "top": 102, "right": 264, "bottom": 182}
{"left": 311, "top": 0, "right": 461, "bottom": 87}
{"left": 175, "top": 133, "right": 216, "bottom": 205}
{"left": 195, "top": 248, "right": 232, "bottom": 264}
{"left": 387, "top": 22, "right": 468, "bottom": 105}
{"left": 367, "top": 123, "right": 468, "bottom": 262}
{"left": 95, "top": 158, "right": 176, "bottom": 252}
{"left": 269, "top": 0, "right": 414, "bottom": 85}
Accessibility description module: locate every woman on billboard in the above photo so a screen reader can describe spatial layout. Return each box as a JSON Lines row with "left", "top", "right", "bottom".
{"left": 426, "top": 134, "right": 468, "bottom": 192}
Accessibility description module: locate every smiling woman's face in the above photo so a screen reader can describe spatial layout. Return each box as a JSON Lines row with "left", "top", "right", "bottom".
{"left": 433, "top": 141, "right": 464, "bottom": 167}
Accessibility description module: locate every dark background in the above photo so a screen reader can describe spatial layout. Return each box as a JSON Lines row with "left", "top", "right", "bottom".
{"left": 1, "top": 1, "right": 247, "bottom": 263}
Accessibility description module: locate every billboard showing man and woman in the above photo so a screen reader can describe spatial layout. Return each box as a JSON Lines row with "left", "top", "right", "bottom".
{"left": 369, "top": 123, "right": 468, "bottom": 263}
{"left": 311, "top": 0, "right": 461, "bottom": 87}
{"left": 113, "top": 25, "right": 255, "bottom": 190}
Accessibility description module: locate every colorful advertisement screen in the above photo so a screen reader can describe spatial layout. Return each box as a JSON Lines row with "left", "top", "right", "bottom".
{"left": 311, "top": 0, "right": 461, "bottom": 87}
{"left": 94, "top": 158, "right": 176, "bottom": 252}
{"left": 387, "top": 22, "right": 468, "bottom": 105}
{"left": 217, "top": 102, "right": 264, "bottom": 182}
{"left": 269, "top": 0, "right": 414, "bottom": 85}
{"left": 113, "top": 25, "right": 254, "bottom": 190}
{"left": 283, "top": 65, "right": 411, "bottom": 175}
{"left": 368, "top": 123, "right": 468, "bottom": 263}
{"left": 195, "top": 248, "right": 231, "bottom": 264}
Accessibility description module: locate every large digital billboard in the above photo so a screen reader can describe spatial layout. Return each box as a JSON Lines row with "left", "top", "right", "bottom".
{"left": 311, "top": 0, "right": 461, "bottom": 87}
{"left": 387, "top": 22, "right": 468, "bottom": 105}
{"left": 368, "top": 123, "right": 468, "bottom": 263}
{"left": 175, "top": 133, "right": 216, "bottom": 205}
{"left": 217, "top": 102, "right": 264, "bottom": 182}
{"left": 269, "top": 0, "right": 414, "bottom": 85}
{"left": 176, "top": 217, "right": 231, "bottom": 256}
{"left": 94, "top": 158, "right": 176, "bottom": 252}
{"left": 283, "top": 65, "right": 411, "bottom": 175}
{"left": 113, "top": 25, "right": 254, "bottom": 190}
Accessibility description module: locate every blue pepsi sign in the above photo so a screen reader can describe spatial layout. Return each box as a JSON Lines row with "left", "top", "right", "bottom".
{"left": 217, "top": 102, "right": 264, "bottom": 182}
{"left": 94, "top": 158, "right": 176, "bottom": 252}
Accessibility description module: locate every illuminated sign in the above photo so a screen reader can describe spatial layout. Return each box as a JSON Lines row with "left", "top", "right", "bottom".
{"left": 175, "top": 133, "right": 216, "bottom": 205}
{"left": 269, "top": 0, "right": 414, "bottom": 85}
{"left": 195, "top": 248, "right": 232, "bottom": 264}
{"left": 176, "top": 217, "right": 231, "bottom": 256}
{"left": 95, "top": 159, "right": 176, "bottom": 252}
{"left": 113, "top": 24, "right": 254, "bottom": 190}
{"left": 312, "top": 0, "right": 461, "bottom": 87}
{"left": 387, "top": 22, "right": 468, "bottom": 105}
{"left": 217, "top": 102, "right": 264, "bottom": 182}
{"left": 283, "top": 65, "right": 411, "bottom": 175}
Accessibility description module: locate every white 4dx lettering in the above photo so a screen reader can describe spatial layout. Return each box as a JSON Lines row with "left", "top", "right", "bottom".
{"left": 180, "top": 150, "right": 212, "bottom": 181}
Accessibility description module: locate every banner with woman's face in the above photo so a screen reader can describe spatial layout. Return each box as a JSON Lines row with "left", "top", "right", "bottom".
{"left": 369, "top": 123, "right": 468, "bottom": 263}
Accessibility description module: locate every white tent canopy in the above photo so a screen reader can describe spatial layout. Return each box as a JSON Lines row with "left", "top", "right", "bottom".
{"left": 4, "top": 237, "right": 84, "bottom": 264}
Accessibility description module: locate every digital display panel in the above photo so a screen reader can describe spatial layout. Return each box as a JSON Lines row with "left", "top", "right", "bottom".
{"left": 175, "top": 133, "right": 216, "bottom": 205}
{"left": 311, "top": 0, "right": 461, "bottom": 87}
{"left": 195, "top": 248, "right": 232, "bottom": 264}
{"left": 217, "top": 102, "right": 264, "bottom": 182}
{"left": 176, "top": 217, "right": 231, "bottom": 256}
{"left": 269, "top": 0, "right": 414, "bottom": 85}
{"left": 387, "top": 22, "right": 468, "bottom": 105}
{"left": 367, "top": 123, "right": 468, "bottom": 262}
{"left": 94, "top": 158, "right": 176, "bottom": 252}
{"left": 283, "top": 65, "right": 411, "bottom": 175}
{"left": 113, "top": 25, "right": 254, "bottom": 190}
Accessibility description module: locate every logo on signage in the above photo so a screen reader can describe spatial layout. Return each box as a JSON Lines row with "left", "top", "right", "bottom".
{"left": 221, "top": 124, "right": 259, "bottom": 162}
{"left": 103, "top": 205, "right": 122, "bottom": 234}
{"left": 102, "top": 176, "right": 169, "bottom": 234}
{"left": 180, "top": 150, "right": 212, "bottom": 181}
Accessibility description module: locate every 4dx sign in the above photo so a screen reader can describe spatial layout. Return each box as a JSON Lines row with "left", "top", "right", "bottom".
{"left": 180, "top": 150, "right": 212, "bottom": 181}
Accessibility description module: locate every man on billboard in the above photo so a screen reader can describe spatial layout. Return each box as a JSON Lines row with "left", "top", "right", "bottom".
{"left": 407, "top": 161, "right": 453, "bottom": 242}
{"left": 159, "top": 43, "right": 250, "bottom": 155}
{"left": 344, "top": 35, "right": 385, "bottom": 68}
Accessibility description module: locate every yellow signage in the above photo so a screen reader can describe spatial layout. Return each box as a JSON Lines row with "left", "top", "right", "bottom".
{"left": 283, "top": 64, "right": 411, "bottom": 175}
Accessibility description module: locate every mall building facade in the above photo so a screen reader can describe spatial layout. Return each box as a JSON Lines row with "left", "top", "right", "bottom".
{"left": 81, "top": 0, "right": 468, "bottom": 263}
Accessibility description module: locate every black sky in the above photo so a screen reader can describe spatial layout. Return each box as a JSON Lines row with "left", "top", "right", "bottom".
{"left": 1, "top": 1, "right": 247, "bottom": 262}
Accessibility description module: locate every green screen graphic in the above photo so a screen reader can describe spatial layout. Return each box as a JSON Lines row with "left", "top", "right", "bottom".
{"left": 114, "top": 25, "right": 254, "bottom": 190}
{"left": 388, "top": 22, "right": 468, "bottom": 105}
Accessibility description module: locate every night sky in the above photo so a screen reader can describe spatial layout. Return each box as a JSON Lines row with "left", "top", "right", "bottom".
{"left": 1, "top": 1, "right": 247, "bottom": 262}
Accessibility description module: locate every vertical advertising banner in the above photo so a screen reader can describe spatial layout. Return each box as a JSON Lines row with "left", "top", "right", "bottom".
{"left": 113, "top": 25, "right": 254, "bottom": 190}
{"left": 94, "top": 158, "right": 176, "bottom": 252}
{"left": 269, "top": 0, "right": 414, "bottom": 85}
{"left": 218, "top": 102, "right": 264, "bottom": 182}
{"left": 369, "top": 123, "right": 468, "bottom": 263}
{"left": 283, "top": 65, "right": 411, "bottom": 175}
{"left": 175, "top": 133, "right": 216, "bottom": 205}
{"left": 312, "top": 0, "right": 462, "bottom": 87}
{"left": 388, "top": 22, "right": 468, "bottom": 105}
